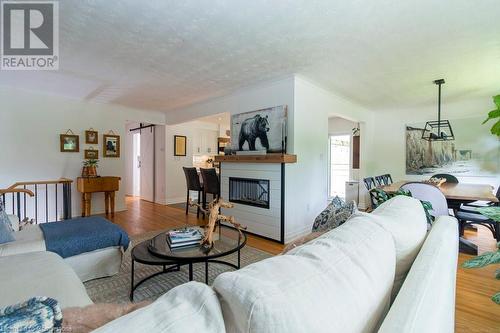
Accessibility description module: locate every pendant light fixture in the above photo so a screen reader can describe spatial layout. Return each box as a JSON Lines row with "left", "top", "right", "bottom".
{"left": 422, "top": 79, "right": 455, "bottom": 141}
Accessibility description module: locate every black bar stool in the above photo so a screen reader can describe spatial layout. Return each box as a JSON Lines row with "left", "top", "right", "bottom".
{"left": 183, "top": 167, "right": 203, "bottom": 218}
{"left": 200, "top": 168, "right": 220, "bottom": 212}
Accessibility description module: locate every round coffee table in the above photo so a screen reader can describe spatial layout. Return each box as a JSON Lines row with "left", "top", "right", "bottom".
{"left": 130, "top": 227, "right": 246, "bottom": 301}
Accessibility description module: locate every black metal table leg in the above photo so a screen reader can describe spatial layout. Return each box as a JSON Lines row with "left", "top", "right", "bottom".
{"left": 189, "top": 263, "right": 193, "bottom": 281}
{"left": 205, "top": 261, "right": 209, "bottom": 284}
{"left": 237, "top": 248, "right": 241, "bottom": 269}
{"left": 130, "top": 259, "right": 135, "bottom": 301}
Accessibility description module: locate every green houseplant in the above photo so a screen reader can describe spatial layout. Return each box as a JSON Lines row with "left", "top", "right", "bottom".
{"left": 482, "top": 95, "right": 500, "bottom": 136}
{"left": 82, "top": 159, "right": 99, "bottom": 177}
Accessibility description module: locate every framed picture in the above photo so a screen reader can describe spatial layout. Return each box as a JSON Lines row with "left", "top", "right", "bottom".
{"left": 103, "top": 134, "right": 120, "bottom": 158}
{"left": 85, "top": 130, "right": 98, "bottom": 144}
{"left": 174, "top": 135, "right": 187, "bottom": 156}
{"left": 60, "top": 134, "right": 79, "bottom": 152}
{"left": 405, "top": 116, "right": 499, "bottom": 176}
{"left": 231, "top": 105, "right": 288, "bottom": 153}
{"left": 84, "top": 149, "right": 98, "bottom": 159}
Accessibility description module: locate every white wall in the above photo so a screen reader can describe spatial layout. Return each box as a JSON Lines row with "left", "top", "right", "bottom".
{"left": 0, "top": 88, "right": 165, "bottom": 218}
{"left": 288, "top": 77, "right": 375, "bottom": 240}
{"left": 163, "top": 120, "right": 219, "bottom": 204}
{"left": 371, "top": 97, "right": 500, "bottom": 189}
{"left": 168, "top": 75, "right": 376, "bottom": 242}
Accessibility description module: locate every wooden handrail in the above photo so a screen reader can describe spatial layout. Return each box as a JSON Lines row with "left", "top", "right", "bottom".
{"left": 8, "top": 178, "right": 73, "bottom": 189}
{"left": 0, "top": 188, "right": 34, "bottom": 196}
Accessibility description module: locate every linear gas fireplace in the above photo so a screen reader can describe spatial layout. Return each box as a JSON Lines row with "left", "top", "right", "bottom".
{"left": 229, "top": 177, "right": 270, "bottom": 209}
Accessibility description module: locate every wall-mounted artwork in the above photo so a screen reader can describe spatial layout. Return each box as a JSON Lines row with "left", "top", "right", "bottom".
{"left": 406, "top": 116, "right": 499, "bottom": 176}
{"left": 84, "top": 149, "right": 98, "bottom": 159}
{"left": 103, "top": 134, "right": 120, "bottom": 158}
{"left": 174, "top": 135, "right": 187, "bottom": 156}
{"left": 85, "top": 130, "right": 98, "bottom": 144}
{"left": 60, "top": 134, "right": 79, "bottom": 152}
{"left": 231, "top": 105, "right": 287, "bottom": 153}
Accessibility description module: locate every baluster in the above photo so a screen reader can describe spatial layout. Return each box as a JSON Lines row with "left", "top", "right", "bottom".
{"left": 55, "top": 184, "right": 58, "bottom": 221}
{"left": 45, "top": 184, "right": 49, "bottom": 223}
{"left": 34, "top": 184, "right": 38, "bottom": 224}
{"left": 23, "top": 185, "right": 27, "bottom": 221}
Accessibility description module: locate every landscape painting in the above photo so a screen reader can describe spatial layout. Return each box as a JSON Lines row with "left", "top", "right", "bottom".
{"left": 406, "top": 116, "right": 499, "bottom": 176}
{"left": 231, "top": 105, "right": 287, "bottom": 153}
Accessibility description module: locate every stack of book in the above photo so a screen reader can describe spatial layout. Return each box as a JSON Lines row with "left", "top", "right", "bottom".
{"left": 166, "top": 227, "right": 203, "bottom": 249}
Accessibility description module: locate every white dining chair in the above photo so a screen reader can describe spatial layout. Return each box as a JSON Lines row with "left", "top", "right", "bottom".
{"left": 400, "top": 182, "right": 450, "bottom": 217}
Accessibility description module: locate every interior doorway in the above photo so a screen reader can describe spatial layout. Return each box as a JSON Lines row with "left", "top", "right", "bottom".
{"left": 132, "top": 133, "right": 140, "bottom": 197}
{"left": 126, "top": 122, "right": 160, "bottom": 203}
{"left": 329, "top": 134, "right": 351, "bottom": 198}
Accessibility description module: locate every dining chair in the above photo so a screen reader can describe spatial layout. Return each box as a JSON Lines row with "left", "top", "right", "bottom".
{"left": 455, "top": 209, "right": 499, "bottom": 241}
{"left": 363, "top": 177, "right": 376, "bottom": 191}
{"left": 200, "top": 168, "right": 220, "bottom": 213}
{"left": 382, "top": 174, "right": 393, "bottom": 185}
{"left": 374, "top": 175, "right": 385, "bottom": 186}
{"left": 432, "top": 173, "right": 458, "bottom": 183}
{"left": 400, "top": 182, "right": 449, "bottom": 218}
{"left": 182, "top": 167, "right": 203, "bottom": 218}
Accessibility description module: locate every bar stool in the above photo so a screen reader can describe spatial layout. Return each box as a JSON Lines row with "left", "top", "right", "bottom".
{"left": 182, "top": 167, "right": 203, "bottom": 218}
{"left": 200, "top": 168, "right": 220, "bottom": 212}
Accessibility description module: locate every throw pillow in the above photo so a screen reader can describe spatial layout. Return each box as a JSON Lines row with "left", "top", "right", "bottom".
{"left": 311, "top": 197, "right": 357, "bottom": 232}
{"left": 0, "top": 297, "right": 62, "bottom": 332}
{"left": 0, "top": 199, "right": 15, "bottom": 244}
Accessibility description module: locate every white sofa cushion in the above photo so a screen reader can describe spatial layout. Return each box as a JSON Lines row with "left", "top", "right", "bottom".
{"left": 0, "top": 224, "right": 45, "bottom": 257}
{"left": 378, "top": 216, "right": 458, "bottom": 333}
{"left": 94, "top": 282, "right": 225, "bottom": 333}
{"left": 7, "top": 214, "right": 19, "bottom": 232}
{"left": 361, "top": 196, "right": 428, "bottom": 297}
{"left": 213, "top": 218, "right": 396, "bottom": 333}
{"left": 0, "top": 251, "right": 92, "bottom": 309}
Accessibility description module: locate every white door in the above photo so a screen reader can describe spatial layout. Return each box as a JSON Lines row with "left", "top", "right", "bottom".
{"left": 329, "top": 135, "right": 351, "bottom": 199}
{"left": 140, "top": 126, "right": 155, "bottom": 202}
{"left": 133, "top": 133, "right": 141, "bottom": 196}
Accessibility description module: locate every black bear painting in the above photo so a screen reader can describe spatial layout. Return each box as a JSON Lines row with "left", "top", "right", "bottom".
{"left": 238, "top": 115, "right": 270, "bottom": 151}
{"left": 231, "top": 105, "right": 287, "bottom": 153}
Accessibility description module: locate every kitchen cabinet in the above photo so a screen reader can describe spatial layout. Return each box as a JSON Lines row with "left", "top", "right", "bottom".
{"left": 192, "top": 129, "right": 218, "bottom": 155}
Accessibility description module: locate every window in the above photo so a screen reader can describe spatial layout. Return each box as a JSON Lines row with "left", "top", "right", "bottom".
{"left": 329, "top": 135, "right": 351, "bottom": 198}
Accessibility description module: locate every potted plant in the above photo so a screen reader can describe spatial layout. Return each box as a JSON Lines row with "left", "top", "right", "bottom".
{"left": 483, "top": 95, "right": 500, "bottom": 136}
{"left": 82, "top": 159, "right": 99, "bottom": 177}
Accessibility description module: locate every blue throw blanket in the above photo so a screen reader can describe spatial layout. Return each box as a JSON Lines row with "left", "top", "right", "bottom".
{"left": 39, "top": 217, "right": 129, "bottom": 258}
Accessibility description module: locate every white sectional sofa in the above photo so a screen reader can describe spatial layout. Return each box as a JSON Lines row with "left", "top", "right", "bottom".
{"left": 95, "top": 196, "right": 459, "bottom": 333}
{"left": 0, "top": 217, "right": 123, "bottom": 282}
{"left": 0, "top": 196, "right": 458, "bottom": 332}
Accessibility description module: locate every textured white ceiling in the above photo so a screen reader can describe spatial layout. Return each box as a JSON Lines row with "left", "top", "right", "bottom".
{"left": 1, "top": 0, "right": 499, "bottom": 112}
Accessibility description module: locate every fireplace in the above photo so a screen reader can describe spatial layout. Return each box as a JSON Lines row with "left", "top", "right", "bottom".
{"left": 229, "top": 177, "right": 270, "bottom": 209}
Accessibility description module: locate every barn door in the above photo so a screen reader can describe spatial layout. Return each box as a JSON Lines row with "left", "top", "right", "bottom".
{"left": 140, "top": 126, "right": 155, "bottom": 202}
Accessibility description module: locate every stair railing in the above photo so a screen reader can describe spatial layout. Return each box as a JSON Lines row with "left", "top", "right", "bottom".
{"left": 1, "top": 178, "right": 73, "bottom": 223}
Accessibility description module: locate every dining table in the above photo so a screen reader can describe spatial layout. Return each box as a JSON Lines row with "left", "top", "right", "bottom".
{"left": 381, "top": 180, "right": 499, "bottom": 255}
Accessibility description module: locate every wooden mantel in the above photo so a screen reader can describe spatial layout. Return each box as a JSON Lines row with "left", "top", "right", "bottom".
{"left": 214, "top": 153, "right": 297, "bottom": 164}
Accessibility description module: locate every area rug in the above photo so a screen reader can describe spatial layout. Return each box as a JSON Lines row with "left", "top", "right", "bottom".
{"left": 84, "top": 230, "right": 272, "bottom": 303}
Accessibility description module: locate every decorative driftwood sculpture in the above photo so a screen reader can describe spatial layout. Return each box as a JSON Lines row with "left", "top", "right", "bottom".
{"left": 189, "top": 198, "right": 247, "bottom": 250}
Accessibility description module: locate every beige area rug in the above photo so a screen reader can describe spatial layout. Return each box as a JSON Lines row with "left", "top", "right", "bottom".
{"left": 84, "top": 230, "right": 272, "bottom": 303}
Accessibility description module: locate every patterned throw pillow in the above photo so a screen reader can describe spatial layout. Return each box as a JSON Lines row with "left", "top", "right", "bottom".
{"left": 0, "top": 297, "right": 62, "bottom": 333}
{"left": 311, "top": 197, "right": 358, "bottom": 232}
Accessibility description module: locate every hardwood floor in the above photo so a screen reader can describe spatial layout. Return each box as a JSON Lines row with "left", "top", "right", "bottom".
{"left": 108, "top": 197, "right": 499, "bottom": 332}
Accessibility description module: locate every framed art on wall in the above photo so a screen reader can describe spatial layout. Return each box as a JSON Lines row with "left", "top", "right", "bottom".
{"left": 174, "top": 135, "right": 187, "bottom": 156}
{"left": 103, "top": 134, "right": 120, "bottom": 158}
{"left": 85, "top": 130, "right": 98, "bottom": 144}
{"left": 84, "top": 149, "right": 98, "bottom": 159}
{"left": 231, "top": 105, "right": 288, "bottom": 153}
{"left": 60, "top": 134, "right": 79, "bottom": 152}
